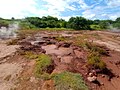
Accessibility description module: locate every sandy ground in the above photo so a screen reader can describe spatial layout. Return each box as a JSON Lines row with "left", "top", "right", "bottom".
{"left": 0, "top": 40, "right": 22, "bottom": 90}
{"left": 0, "top": 44, "right": 19, "bottom": 60}
{"left": 0, "top": 63, "right": 22, "bottom": 90}
{"left": 94, "top": 40, "right": 120, "bottom": 52}
{"left": 89, "top": 31, "right": 120, "bottom": 52}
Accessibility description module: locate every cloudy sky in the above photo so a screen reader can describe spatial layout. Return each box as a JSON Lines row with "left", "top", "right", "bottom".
{"left": 0, "top": 0, "right": 120, "bottom": 20}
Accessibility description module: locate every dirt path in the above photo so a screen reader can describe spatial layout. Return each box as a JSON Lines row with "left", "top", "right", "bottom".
{"left": 90, "top": 31, "right": 120, "bottom": 52}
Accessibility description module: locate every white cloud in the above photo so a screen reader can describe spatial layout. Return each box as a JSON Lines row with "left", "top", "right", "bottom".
{"left": 79, "top": 0, "right": 89, "bottom": 9}
{"left": 82, "top": 6, "right": 102, "bottom": 19}
{"left": 82, "top": 1, "right": 120, "bottom": 20}
{"left": 83, "top": 11, "right": 96, "bottom": 19}
{"left": 0, "top": 0, "right": 39, "bottom": 18}
{"left": 0, "top": 0, "right": 120, "bottom": 21}
{"left": 42, "top": 0, "right": 77, "bottom": 15}
{"left": 109, "top": 12, "right": 120, "bottom": 20}
{"left": 107, "top": 0, "right": 120, "bottom": 7}
{"left": 0, "top": 0, "right": 78, "bottom": 19}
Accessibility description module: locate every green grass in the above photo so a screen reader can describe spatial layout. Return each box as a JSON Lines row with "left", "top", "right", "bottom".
{"left": 20, "top": 28, "right": 74, "bottom": 31}
{"left": 24, "top": 51, "right": 38, "bottom": 59}
{"left": 92, "top": 33, "right": 102, "bottom": 40}
{"left": 55, "top": 36, "right": 67, "bottom": 41}
{"left": 73, "top": 36, "right": 107, "bottom": 70}
{"left": 51, "top": 71, "right": 88, "bottom": 90}
{"left": 34, "top": 54, "right": 52, "bottom": 78}
{"left": 39, "top": 28, "right": 74, "bottom": 31}
{"left": 84, "top": 41, "right": 107, "bottom": 70}
{"left": 84, "top": 42, "right": 108, "bottom": 56}
{"left": 87, "top": 52, "right": 106, "bottom": 70}
{"left": 90, "top": 46, "right": 108, "bottom": 55}
{"left": 74, "top": 36, "right": 108, "bottom": 56}
{"left": 74, "top": 38, "right": 93, "bottom": 50}
{"left": 90, "top": 25, "right": 102, "bottom": 30}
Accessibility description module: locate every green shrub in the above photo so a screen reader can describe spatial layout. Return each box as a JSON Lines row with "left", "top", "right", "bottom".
{"left": 24, "top": 51, "right": 38, "bottom": 59}
{"left": 91, "top": 46, "right": 108, "bottom": 55}
{"left": 55, "top": 36, "right": 67, "bottom": 41}
{"left": 51, "top": 71, "right": 88, "bottom": 90}
{"left": 87, "top": 52, "right": 106, "bottom": 70}
{"left": 74, "top": 36, "right": 108, "bottom": 56}
{"left": 34, "top": 54, "right": 52, "bottom": 78}
{"left": 84, "top": 41, "right": 93, "bottom": 49}
{"left": 39, "top": 28, "right": 74, "bottom": 31}
{"left": 90, "top": 25, "right": 101, "bottom": 30}
{"left": 74, "top": 37, "right": 89, "bottom": 48}
{"left": 84, "top": 41, "right": 108, "bottom": 56}
{"left": 0, "top": 19, "right": 9, "bottom": 27}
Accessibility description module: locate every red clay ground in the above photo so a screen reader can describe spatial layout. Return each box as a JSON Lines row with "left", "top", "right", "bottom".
{"left": 0, "top": 30, "right": 120, "bottom": 90}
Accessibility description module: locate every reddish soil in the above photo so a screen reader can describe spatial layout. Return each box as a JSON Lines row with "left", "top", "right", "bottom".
{"left": 0, "top": 30, "right": 120, "bottom": 90}
{"left": 96, "top": 51, "right": 120, "bottom": 90}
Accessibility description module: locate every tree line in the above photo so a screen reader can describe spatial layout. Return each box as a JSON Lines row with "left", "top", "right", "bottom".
{"left": 0, "top": 16, "right": 120, "bottom": 30}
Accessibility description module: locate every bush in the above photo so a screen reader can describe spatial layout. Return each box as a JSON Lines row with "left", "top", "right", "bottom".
{"left": 91, "top": 46, "right": 108, "bottom": 55}
{"left": 74, "top": 36, "right": 90, "bottom": 49}
{"left": 51, "top": 71, "right": 88, "bottom": 90}
{"left": 87, "top": 52, "right": 106, "bottom": 70}
{"left": 0, "top": 19, "right": 9, "bottom": 27}
{"left": 19, "top": 21, "right": 36, "bottom": 29}
{"left": 90, "top": 25, "right": 101, "bottom": 30}
{"left": 34, "top": 54, "right": 52, "bottom": 78}
{"left": 84, "top": 41, "right": 108, "bottom": 56}
{"left": 24, "top": 51, "right": 38, "bottom": 59}
{"left": 55, "top": 36, "right": 67, "bottom": 41}
{"left": 74, "top": 36, "right": 108, "bottom": 56}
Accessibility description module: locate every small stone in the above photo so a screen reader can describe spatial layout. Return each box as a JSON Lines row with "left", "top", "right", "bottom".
{"left": 116, "top": 74, "right": 119, "bottom": 78}
{"left": 102, "top": 75, "right": 105, "bottom": 78}
{"left": 22, "top": 63, "right": 26, "bottom": 67}
{"left": 85, "top": 73, "right": 88, "bottom": 76}
{"left": 91, "top": 70, "right": 97, "bottom": 76}
{"left": 30, "top": 77, "right": 38, "bottom": 83}
{"left": 60, "top": 56, "right": 73, "bottom": 64}
{"left": 101, "top": 82, "right": 104, "bottom": 85}
{"left": 31, "top": 40, "right": 46, "bottom": 46}
{"left": 88, "top": 73, "right": 93, "bottom": 77}
{"left": 92, "top": 86, "right": 95, "bottom": 89}
{"left": 92, "top": 70, "right": 96, "bottom": 73}
{"left": 57, "top": 56, "right": 61, "bottom": 59}
{"left": 87, "top": 76, "right": 97, "bottom": 82}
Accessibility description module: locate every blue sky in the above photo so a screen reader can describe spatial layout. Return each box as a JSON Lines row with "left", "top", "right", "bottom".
{"left": 0, "top": 0, "right": 120, "bottom": 20}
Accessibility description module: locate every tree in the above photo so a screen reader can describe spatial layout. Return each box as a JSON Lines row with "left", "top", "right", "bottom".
{"left": 0, "top": 20, "right": 9, "bottom": 28}
{"left": 67, "top": 16, "right": 91, "bottom": 30}
{"left": 116, "top": 17, "right": 120, "bottom": 23}
{"left": 11, "top": 17, "right": 15, "bottom": 20}
{"left": 113, "top": 23, "right": 120, "bottom": 29}
{"left": 99, "top": 21, "right": 109, "bottom": 29}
